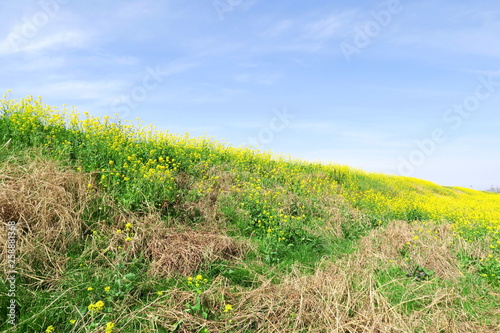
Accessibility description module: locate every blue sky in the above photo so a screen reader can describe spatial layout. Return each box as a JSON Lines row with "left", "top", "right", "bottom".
{"left": 1, "top": 0, "right": 499, "bottom": 189}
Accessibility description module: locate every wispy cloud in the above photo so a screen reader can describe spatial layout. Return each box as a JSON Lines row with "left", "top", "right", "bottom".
{"left": 6, "top": 56, "right": 66, "bottom": 72}
{"left": 36, "top": 80, "right": 130, "bottom": 100}
{"left": 260, "top": 20, "right": 293, "bottom": 38}
{"left": 0, "top": 30, "right": 90, "bottom": 56}
{"left": 234, "top": 73, "right": 282, "bottom": 85}
{"left": 304, "top": 15, "right": 343, "bottom": 40}
{"left": 385, "top": 4, "right": 500, "bottom": 58}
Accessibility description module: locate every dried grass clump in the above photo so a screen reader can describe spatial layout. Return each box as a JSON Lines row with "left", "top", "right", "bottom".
{"left": 0, "top": 151, "right": 90, "bottom": 285}
{"left": 151, "top": 259, "right": 470, "bottom": 333}
{"left": 407, "top": 223, "right": 461, "bottom": 280}
{"left": 148, "top": 230, "right": 243, "bottom": 277}
{"left": 150, "top": 263, "right": 384, "bottom": 333}
{"left": 360, "top": 220, "right": 460, "bottom": 280}
{"left": 229, "top": 263, "right": 367, "bottom": 332}
{"left": 143, "top": 222, "right": 490, "bottom": 332}
{"left": 360, "top": 220, "right": 414, "bottom": 262}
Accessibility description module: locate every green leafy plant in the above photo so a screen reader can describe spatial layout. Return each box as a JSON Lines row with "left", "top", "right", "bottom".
{"left": 406, "top": 265, "right": 434, "bottom": 282}
{"left": 185, "top": 275, "right": 213, "bottom": 320}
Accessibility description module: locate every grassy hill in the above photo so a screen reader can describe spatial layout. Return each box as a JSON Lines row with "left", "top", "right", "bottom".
{"left": 1, "top": 95, "right": 499, "bottom": 332}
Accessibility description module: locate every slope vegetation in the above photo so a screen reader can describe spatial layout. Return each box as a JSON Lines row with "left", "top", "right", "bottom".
{"left": 1, "top": 95, "right": 499, "bottom": 332}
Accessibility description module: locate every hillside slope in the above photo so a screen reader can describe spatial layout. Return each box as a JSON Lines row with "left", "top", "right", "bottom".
{"left": 1, "top": 95, "right": 499, "bottom": 332}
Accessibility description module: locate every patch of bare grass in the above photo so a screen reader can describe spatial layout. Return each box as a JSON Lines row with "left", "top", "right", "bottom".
{"left": 149, "top": 257, "right": 485, "bottom": 332}
{"left": 360, "top": 220, "right": 460, "bottom": 280}
{"left": 0, "top": 150, "right": 90, "bottom": 286}
{"left": 148, "top": 229, "right": 243, "bottom": 278}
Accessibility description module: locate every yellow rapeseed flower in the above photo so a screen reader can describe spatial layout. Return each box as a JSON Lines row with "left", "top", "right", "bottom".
{"left": 105, "top": 322, "right": 115, "bottom": 333}
{"left": 88, "top": 300, "right": 105, "bottom": 313}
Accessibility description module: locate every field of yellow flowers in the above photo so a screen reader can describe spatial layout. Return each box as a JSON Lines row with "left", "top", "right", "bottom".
{"left": 1, "top": 94, "right": 499, "bottom": 332}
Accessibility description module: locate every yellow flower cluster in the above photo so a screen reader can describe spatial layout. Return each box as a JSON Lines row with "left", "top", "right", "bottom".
{"left": 87, "top": 300, "right": 105, "bottom": 313}
{"left": 187, "top": 274, "right": 209, "bottom": 288}
{"left": 105, "top": 322, "right": 115, "bottom": 333}
{"left": 116, "top": 222, "right": 134, "bottom": 242}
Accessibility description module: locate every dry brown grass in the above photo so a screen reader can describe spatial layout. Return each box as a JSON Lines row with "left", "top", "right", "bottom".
{"left": 0, "top": 151, "right": 91, "bottom": 286}
{"left": 146, "top": 219, "right": 499, "bottom": 332}
{"left": 360, "top": 220, "right": 461, "bottom": 280}
{"left": 148, "top": 229, "right": 243, "bottom": 277}
{"left": 71, "top": 185, "right": 246, "bottom": 278}
{"left": 359, "top": 220, "right": 414, "bottom": 263}
{"left": 407, "top": 223, "right": 461, "bottom": 280}
{"left": 149, "top": 258, "right": 490, "bottom": 333}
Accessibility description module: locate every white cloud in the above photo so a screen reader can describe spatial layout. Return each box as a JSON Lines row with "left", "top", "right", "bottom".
{"left": 468, "top": 69, "right": 500, "bottom": 76}
{"left": 114, "top": 0, "right": 165, "bottom": 20}
{"left": 306, "top": 15, "right": 342, "bottom": 40}
{"left": 7, "top": 56, "right": 66, "bottom": 71}
{"left": 289, "top": 122, "right": 332, "bottom": 131}
{"left": 261, "top": 20, "right": 293, "bottom": 38}
{"left": 234, "top": 73, "right": 281, "bottom": 85}
{"left": 0, "top": 30, "right": 90, "bottom": 56}
{"left": 36, "top": 79, "right": 130, "bottom": 100}
{"left": 386, "top": 5, "right": 500, "bottom": 57}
